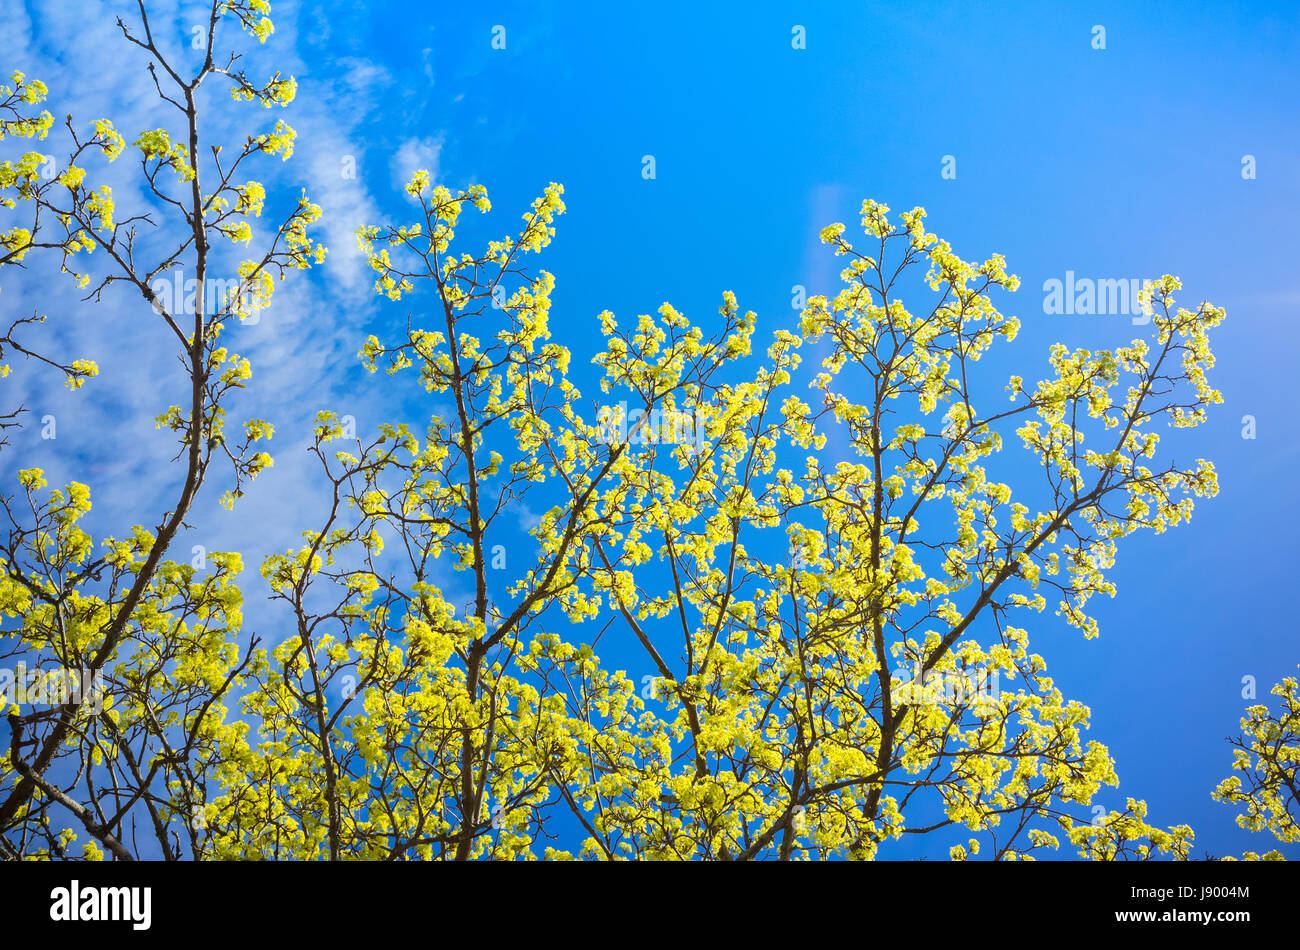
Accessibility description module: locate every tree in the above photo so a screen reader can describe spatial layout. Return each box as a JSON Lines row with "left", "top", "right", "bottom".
{"left": 1213, "top": 666, "right": 1299, "bottom": 861}
{"left": 0, "top": 0, "right": 324, "bottom": 860}
{"left": 0, "top": 71, "right": 99, "bottom": 447}
{"left": 0, "top": 1, "right": 1242, "bottom": 862}
{"left": 264, "top": 186, "right": 1215, "bottom": 861}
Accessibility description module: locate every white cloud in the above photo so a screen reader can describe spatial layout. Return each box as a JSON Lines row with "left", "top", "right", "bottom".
{"left": 391, "top": 134, "right": 445, "bottom": 194}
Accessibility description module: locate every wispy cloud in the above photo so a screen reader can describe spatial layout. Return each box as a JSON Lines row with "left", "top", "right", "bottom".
{"left": 391, "top": 134, "right": 445, "bottom": 193}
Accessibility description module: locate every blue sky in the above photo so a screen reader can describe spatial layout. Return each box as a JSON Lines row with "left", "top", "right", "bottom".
{"left": 2, "top": 0, "right": 1298, "bottom": 859}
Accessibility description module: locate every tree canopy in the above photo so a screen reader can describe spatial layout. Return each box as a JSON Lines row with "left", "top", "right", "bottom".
{"left": 0, "top": 0, "right": 1292, "bottom": 862}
